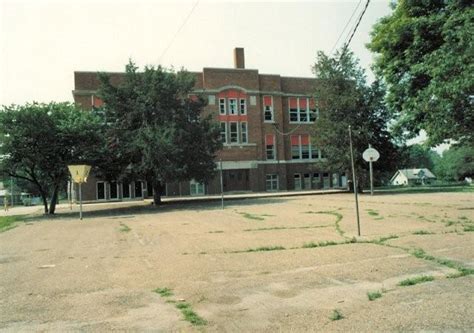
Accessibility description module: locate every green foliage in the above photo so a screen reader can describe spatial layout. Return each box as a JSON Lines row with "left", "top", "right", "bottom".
{"left": 329, "top": 309, "right": 344, "bottom": 321}
{"left": 399, "top": 144, "right": 439, "bottom": 170}
{"left": 367, "top": 291, "right": 382, "bottom": 301}
{"left": 398, "top": 275, "right": 434, "bottom": 286}
{"left": 368, "top": 1, "right": 474, "bottom": 146}
{"left": 434, "top": 145, "right": 474, "bottom": 181}
{"left": 0, "top": 215, "right": 26, "bottom": 233}
{"left": 153, "top": 287, "right": 173, "bottom": 297}
{"left": 0, "top": 102, "right": 103, "bottom": 214}
{"left": 175, "top": 302, "right": 207, "bottom": 326}
{"left": 97, "top": 61, "right": 222, "bottom": 204}
{"left": 312, "top": 50, "right": 399, "bottom": 188}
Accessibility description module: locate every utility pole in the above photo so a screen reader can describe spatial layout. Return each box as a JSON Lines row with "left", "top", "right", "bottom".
{"left": 349, "top": 126, "right": 361, "bottom": 236}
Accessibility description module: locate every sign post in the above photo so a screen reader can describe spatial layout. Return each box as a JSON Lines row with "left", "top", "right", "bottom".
{"left": 348, "top": 126, "right": 361, "bottom": 236}
{"left": 67, "top": 165, "right": 91, "bottom": 220}
{"left": 219, "top": 159, "right": 224, "bottom": 210}
{"left": 362, "top": 145, "right": 380, "bottom": 196}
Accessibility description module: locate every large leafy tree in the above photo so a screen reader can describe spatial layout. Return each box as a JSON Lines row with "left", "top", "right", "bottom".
{"left": 434, "top": 145, "right": 474, "bottom": 181}
{"left": 0, "top": 102, "right": 104, "bottom": 214}
{"left": 97, "top": 61, "right": 221, "bottom": 204}
{"left": 399, "top": 144, "right": 439, "bottom": 170}
{"left": 312, "top": 50, "right": 399, "bottom": 190}
{"left": 368, "top": 0, "right": 474, "bottom": 146}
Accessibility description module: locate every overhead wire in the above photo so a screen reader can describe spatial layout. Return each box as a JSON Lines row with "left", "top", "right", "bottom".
{"left": 158, "top": 0, "right": 200, "bottom": 64}
{"left": 330, "top": 0, "right": 363, "bottom": 55}
{"left": 340, "top": 0, "right": 371, "bottom": 57}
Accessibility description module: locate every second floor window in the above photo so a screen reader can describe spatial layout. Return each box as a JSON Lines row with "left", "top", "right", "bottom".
{"left": 240, "top": 98, "right": 247, "bottom": 115}
{"left": 266, "top": 134, "right": 276, "bottom": 160}
{"left": 291, "top": 135, "right": 320, "bottom": 160}
{"left": 289, "top": 97, "right": 316, "bottom": 123}
{"left": 229, "top": 99, "right": 237, "bottom": 115}
{"left": 219, "top": 98, "right": 226, "bottom": 115}
{"left": 240, "top": 122, "right": 248, "bottom": 143}
{"left": 220, "top": 122, "right": 227, "bottom": 143}
{"left": 229, "top": 122, "right": 238, "bottom": 143}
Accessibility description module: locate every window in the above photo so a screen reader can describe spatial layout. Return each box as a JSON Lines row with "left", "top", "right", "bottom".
{"left": 219, "top": 98, "right": 226, "bottom": 115}
{"left": 266, "top": 174, "right": 279, "bottom": 191}
{"left": 220, "top": 122, "right": 227, "bottom": 143}
{"left": 122, "top": 182, "right": 131, "bottom": 198}
{"left": 291, "top": 135, "right": 317, "bottom": 160}
{"left": 240, "top": 122, "right": 248, "bottom": 143}
{"left": 289, "top": 97, "right": 316, "bottom": 123}
{"left": 294, "top": 174, "right": 302, "bottom": 190}
{"left": 311, "top": 173, "right": 320, "bottom": 189}
{"left": 239, "top": 98, "right": 246, "bottom": 115}
{"left": 190, "top": 180, "right": 205, "bottom": 196}
{"left": 289, "top": 97, "right": 298, "bottom": 122}
{"left": 229, "top": 99, "right": 237, "bottom": 115}
{"left": 229, "top": 122, "right": 238, "bottom": 143}
{"left": 304, "top": 173, "right": 311, "bottom": 189}
{"left": 134, "top": 181, "right": 143, "bottom": 198}
{"left": 266, "top": 134, "right": 275, "bottom": 160}
{"left": 97, "top": 181, "right": 106, "bottom": 200}
{"left": 110, "top": 181, "right": 119, "bottom": 200}
{"left": 263, "top": 96, "right": 273, "bottom": 122}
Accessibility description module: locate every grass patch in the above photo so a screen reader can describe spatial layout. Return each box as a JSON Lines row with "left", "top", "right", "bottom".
{"left": 374, "top": 216, "right": 384, "bottom": 220}
{"left": 232, "top": 246, "right": 286, "bottom": 253}
{"left": 367, "top": 291, "right": 382, "bottom": 301}
{"left": 0, "top": 215, "right": 27, "bottom": 233}
{"left": 366, "top": 209, "right": 379, "bottom": 216}
{"left": 153, "top": 287, "right": 173, "bottom": 297}
{"left": 410, "top": 247, "right": 474, "bottom": 277}
{"left": 175, "top": 302, "right": 207, "bottom": 326}
{"left": 329, "top": 309, "right": 344, "bottom": 321}
{"left": 463, "top": 225, "right": 474, "bottom": 232}
{"left": 119, "top": 223, "right": 131, "bottom": 232}
{"left": 398, "top": 275, "right": 434, "bottom": 286}
{"left": 243, "top": 225, "right": 330, "bottom": 232}
{"left": 412, "top": 230, "right": 434, "bottom": 235}
{"left": 238, "top": 212, "right": 265, "bottom": 221}
{"left": 372, "top": 234, "right": 399, "bottom": 244}
{"left": 304, "top": 210, "right": 345, "bottom": 236}
{"left": 208, "top": 230, "right": 224, "bottom": 233}
{"left": 302, "top": 240, "right": 339, "bottom": 248}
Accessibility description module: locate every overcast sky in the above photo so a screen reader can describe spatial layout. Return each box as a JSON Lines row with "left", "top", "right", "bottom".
{"left": 0, "top": 0, "right": 393, "bottom": 106}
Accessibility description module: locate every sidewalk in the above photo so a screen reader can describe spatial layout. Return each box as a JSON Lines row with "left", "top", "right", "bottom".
{"left": 2, "top": 188, "right": 348, "bottom": 216}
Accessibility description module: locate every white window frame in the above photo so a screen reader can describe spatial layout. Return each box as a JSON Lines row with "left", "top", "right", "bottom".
{"left": 239, "top": 98, "right": 247, "bottom": 115}
{"left": 190, "top": 179, "right": 205, "bottom": 196}
{"left": 219, "top": 98, "right": 226, "bottom": 115}
{"left": 122, "top": 182, "right": 132, "bottom": 199}
{"left": 266, "top": 174, "right": 279, "bottom": 191}
{"left": 289, "top": 98, "right": 299, "bottom": 123}
{"left": 96, "top": 181, "right": 106, "bottom": 201}
{"left": 240, "top": 121, "right": 248, "bottom": 143}
{"left": 294, "top": 174, "right": 302, "bottom": 190}
{"left": 229, "top": 121, "right": 239, "bottom": 143}
{"left": 228, "top": 98, "right": 237, "bottom": 115}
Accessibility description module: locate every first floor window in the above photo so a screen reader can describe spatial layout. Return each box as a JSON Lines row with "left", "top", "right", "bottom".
{"left": 229, "top": 122, "right": 238, "bottom": 143}
{"left": 97, "top": 181, "right": 106, "bottom": 200}
{"left": 190, "top": 180, "right": 205, "bottom": 196}
{"left": 309, "top": 108, "right": 317, "bottom": 122}
{"left": 294, "top": 174, "right": 302, "bottom": 190}
{"left": 122, "top": 182, "right": 131, "bottom": 198}
{"left": 220, "top": 122, "right": 227, "bottom": 143}
{"left": 311, "top": 144, "right": 319, "bottom": 159}
{"left": 134, "top": 181, "right": 143, "bottom": 198}
{"left": 240, "top": 122, "right": 248, "bottom": 143}
{"left": 311, "top": 173, "right": 320, "bottom": 189}
{"left": 266, "top": 134, "right": 275, "bottom": 160}
{"left": 110, "top": 181, "right": 119, "bottom": 199}
{"left": 266, "top": 174, "right": 279, "bottom": 191}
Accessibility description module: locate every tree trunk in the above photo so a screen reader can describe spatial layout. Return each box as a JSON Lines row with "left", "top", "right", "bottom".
{"left": 48, "top": 184, "right": 59, "bottom": 214}
{"left": 39, "top": 189, "right": 49, "bottom": 214}
{"left": 152, "top": 181, "right": 164, "bottom": 205}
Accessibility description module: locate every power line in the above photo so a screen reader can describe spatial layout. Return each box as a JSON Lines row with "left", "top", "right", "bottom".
{"left": 158, "top": 0, "right": 200, "bottom": 64}
{"left": 330, "top": 0, "right": 363, "bottom": 55}
{"left": 340, "top": 0, "right": 371, "bottom": 57}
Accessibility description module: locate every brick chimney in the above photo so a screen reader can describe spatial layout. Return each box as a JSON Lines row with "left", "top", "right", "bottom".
{"left": 234, "top": 47, "right": 245, "bottom": 69}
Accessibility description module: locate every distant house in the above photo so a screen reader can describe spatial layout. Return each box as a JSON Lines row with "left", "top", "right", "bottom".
{"left": 390, "top": 169, "right": 436, "bottom": 186}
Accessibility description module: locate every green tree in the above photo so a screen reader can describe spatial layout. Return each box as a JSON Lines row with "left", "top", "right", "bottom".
{"left": 368, "top": 0, "right": 474, "bottom": 146}
{"left": 312, "top": 50, "right": 399, "bottom": 190}
{"left": 97, "top": 61, "right": 221, "bottom": 204}
{"left": 434, "top": 145, "right": 474, "bottom": 181}
{"left": 0, "top": 102, "right": 104, "bottom": 214}
{"left": 399, "top": 144, "right": 439, "bottom": 170}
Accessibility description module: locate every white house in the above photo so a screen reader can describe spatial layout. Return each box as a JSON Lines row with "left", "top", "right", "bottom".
{"left": 390, "top": 168, "right": 436, "bottom": 186}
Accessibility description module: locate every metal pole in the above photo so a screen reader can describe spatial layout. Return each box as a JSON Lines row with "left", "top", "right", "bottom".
{"left": 368, "top": 144, "right": 374, "bottom": 196}
{"left": 79, "top": 183, "right": 83, "bottom": 220}
{"left": 10, "top": 176, "right": 13, "bottom": 207}
{"left": 349, "top": 126, "right": 361, "bottom": 236}
{"left": 219, "top": 159, "right": 224, "bottom": 209}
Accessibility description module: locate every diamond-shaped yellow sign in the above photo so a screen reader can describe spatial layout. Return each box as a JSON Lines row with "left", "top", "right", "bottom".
{"left": 68, "top": 165, "right": 91, "bottom": 183}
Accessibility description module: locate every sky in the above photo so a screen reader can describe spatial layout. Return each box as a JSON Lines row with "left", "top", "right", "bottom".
{"left": 0, "top": 0, "right": 393, "bottom": 106}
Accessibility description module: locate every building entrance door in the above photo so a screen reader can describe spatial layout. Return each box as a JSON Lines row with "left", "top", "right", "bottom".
{"left": 223, "top": 170, "right": 250, "bottom": 192}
